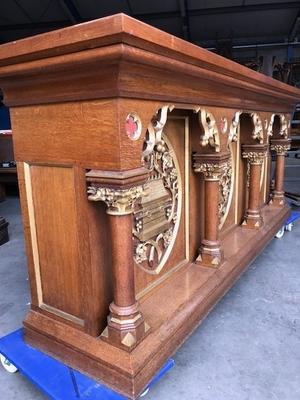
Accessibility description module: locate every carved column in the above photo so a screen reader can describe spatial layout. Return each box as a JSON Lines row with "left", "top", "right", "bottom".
{"left": 242, "top": 144, "right": 268, "bottom": 229}
{"left": 86, "top": 168, "right": 150, "bottom": 351}
{"left": 270, "top": 138, "right": 291, "bottom": 207}
{"left": 193, "top": 152, "right": 230, "bottom": 268}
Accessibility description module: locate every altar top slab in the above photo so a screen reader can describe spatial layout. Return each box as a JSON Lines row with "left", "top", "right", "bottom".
{"left": 0, "top": 13, "right": 299, "bottom": 110}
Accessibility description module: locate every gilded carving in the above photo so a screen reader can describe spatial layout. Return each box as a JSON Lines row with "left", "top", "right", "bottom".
{"left": 270, "top": 143, "right": 291, "bottom": 155}
{"left": 143, "top": 105, "right": 174, "bottom": 158}
{"left": 199, "top": 109, "right": 220, "bottom": 152}
{"left": 279, "top": 114, "right": 289, "bottom": 139}
{"left": 219, "top": 160, "right": 233, "bottom": 228}
{"left": 251, "top": 113, "right": 264, "bottom": 143}
{"left": 242, "top": 151, "right": 267, "bottom": 165}
{"left": 134, "top": 107, "right": 181, "bottom": 274}
{"left": 228, "top": 111, "right": 242, "bottom": 144}
{"left": 194, "top": 158, "right": 232, "bottom": 226}
{"left": 87, "top": 186, "right": 145, "bottom": 215}
{"left": 266, "top": 114, "right": 275, "bottom": 137}
{"left": 193, "top": 161, "right": 229, "bottom": 181}
{"left": 266, "top": 114, "right": 289, "bottom": 139}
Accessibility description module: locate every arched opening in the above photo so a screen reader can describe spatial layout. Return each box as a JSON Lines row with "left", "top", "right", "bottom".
{"left": 239, "top": 113, "right": 255, "bottom": 144}
{"left": 236, "top": 113, "right": 255, "bottom": 224}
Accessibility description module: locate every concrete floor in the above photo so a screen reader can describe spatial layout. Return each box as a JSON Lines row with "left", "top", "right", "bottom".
{"left": 0, "top": 179, "right": 300, "bottom": 399}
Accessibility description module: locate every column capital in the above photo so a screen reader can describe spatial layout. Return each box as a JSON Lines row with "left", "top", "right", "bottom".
{"left": 242, "top": 144, "right": 268, "bottom": 165}
{"left": 193, "top": 152, "right": 230, "bottom": 181}
{"left": 87, "top": 185, "right": 145, "bottom": 215}
{"left": 86, "top": 167, "right": 148, "bottom": 215}
{"left": 270, "top": 138, "right": 291, "bottom": 155}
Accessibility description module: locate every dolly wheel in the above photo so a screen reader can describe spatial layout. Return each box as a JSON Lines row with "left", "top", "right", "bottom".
{"left": 140, "top": 387, "right": 150, "bottom": 397}
{"left": 0, "top": 354, "right": 18, "bottom": 373}
{"left": 275, "top": 226, "right": 285, "bottom": 239}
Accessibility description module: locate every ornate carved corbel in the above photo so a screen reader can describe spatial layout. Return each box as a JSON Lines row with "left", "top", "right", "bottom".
{"left": 228, "top": 110, "right": 242, "bottom": 144}
{"left": 198, "top": 109, "right": 220, "bottom": 152}
{"left": 251, "top": 113, "right": 264, "bottom": 144}
{"left": 266, "top": 114, "right": 275, "bottom": 137}
{"left": 279, "top": 114, "right": 289, "bottom": 139}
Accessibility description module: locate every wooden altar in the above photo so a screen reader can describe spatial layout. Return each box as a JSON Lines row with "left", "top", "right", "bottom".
{"left": 0, "top": 14, "right": 298, "bottom": 399}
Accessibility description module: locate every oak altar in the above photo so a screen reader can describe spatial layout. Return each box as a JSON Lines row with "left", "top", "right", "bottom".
{"left": 0, "top": 14, "right": 298, "bottom": 399}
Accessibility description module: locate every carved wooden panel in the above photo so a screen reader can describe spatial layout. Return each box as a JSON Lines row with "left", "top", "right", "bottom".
{"left": 134, "top": 116, "right": 188, "bottom": 296}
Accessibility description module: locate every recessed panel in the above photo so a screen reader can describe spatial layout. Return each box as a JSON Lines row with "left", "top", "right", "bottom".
{"left": 29, "top": 165, "right": 83, "bottom": 320}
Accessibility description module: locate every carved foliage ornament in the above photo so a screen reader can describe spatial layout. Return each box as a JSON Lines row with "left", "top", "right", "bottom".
{"left": 279, "top": 115, "right": 289, "bottom": 139}
{"left": 267, "top": 114, "right": 275, "bottom": 137}
{"left": 193, "top": 161, "right": 229, "bottom": 181}
{"left": 199, "top": 109, "right": 220, "bottom": 152}
{"left": 87, "top": 186, "right": 145, "bottom": 215}
{"left": 270, "top": 143, "right": 291, "bottom": 155}
{"left": 251, "top": 113, "right": 264, "bottom": 144}
{"left": 218, "top": 160, "right": 233, "bottom": 227}
{"left": 133, "top": 106, "right": 181, "bottom": 274}
{"left": 242, "top": 151, "right": 267, "bottom": 165}
{"left": 228, "top": 111, "right": 242, "bottom": 144}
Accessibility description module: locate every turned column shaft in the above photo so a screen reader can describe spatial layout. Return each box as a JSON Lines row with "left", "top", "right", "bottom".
{"left": 241, "top": 144, "right": 267, "bottom": 229}
{"left": 205, "top": 180, "right": 219, "bottom": 242}
{"left": 193, "top": 152, "right": 230, "bottom": 268}
{"left": 86, "top": 177, "right": 150, "bottom": 351}
{"left": 109, "top": 214, "right": 135, "bottom": 307}
{"left": 270, "top": 139, "right": 291, "bottom": 207}
{"left": 274, "top": 153, "right": 285, "bottom": 195}
{"left": 248, "top": 163, "right": 261, "bottom": 213}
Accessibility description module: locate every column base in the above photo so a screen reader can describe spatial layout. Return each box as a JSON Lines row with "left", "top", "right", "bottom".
{"left": 196, "top": 240, "right": 224, "bottom": 268}
{"left": 101, "top": 302, "right": 150, "bottom": 351}
{"left": 269, "top": 192, "right": 285, "bottom": 207}
{"left": 242, "top": 210, "right": 263, "bottom": 229}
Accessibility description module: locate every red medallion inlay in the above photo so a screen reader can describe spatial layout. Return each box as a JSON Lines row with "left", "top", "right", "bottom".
{"left": 126, "top": 115, "right": 139, "bottom": 140}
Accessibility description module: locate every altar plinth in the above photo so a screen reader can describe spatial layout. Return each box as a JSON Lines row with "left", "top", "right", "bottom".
{"left": 0, "top": 14, "right": 299, "bottom": 399}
